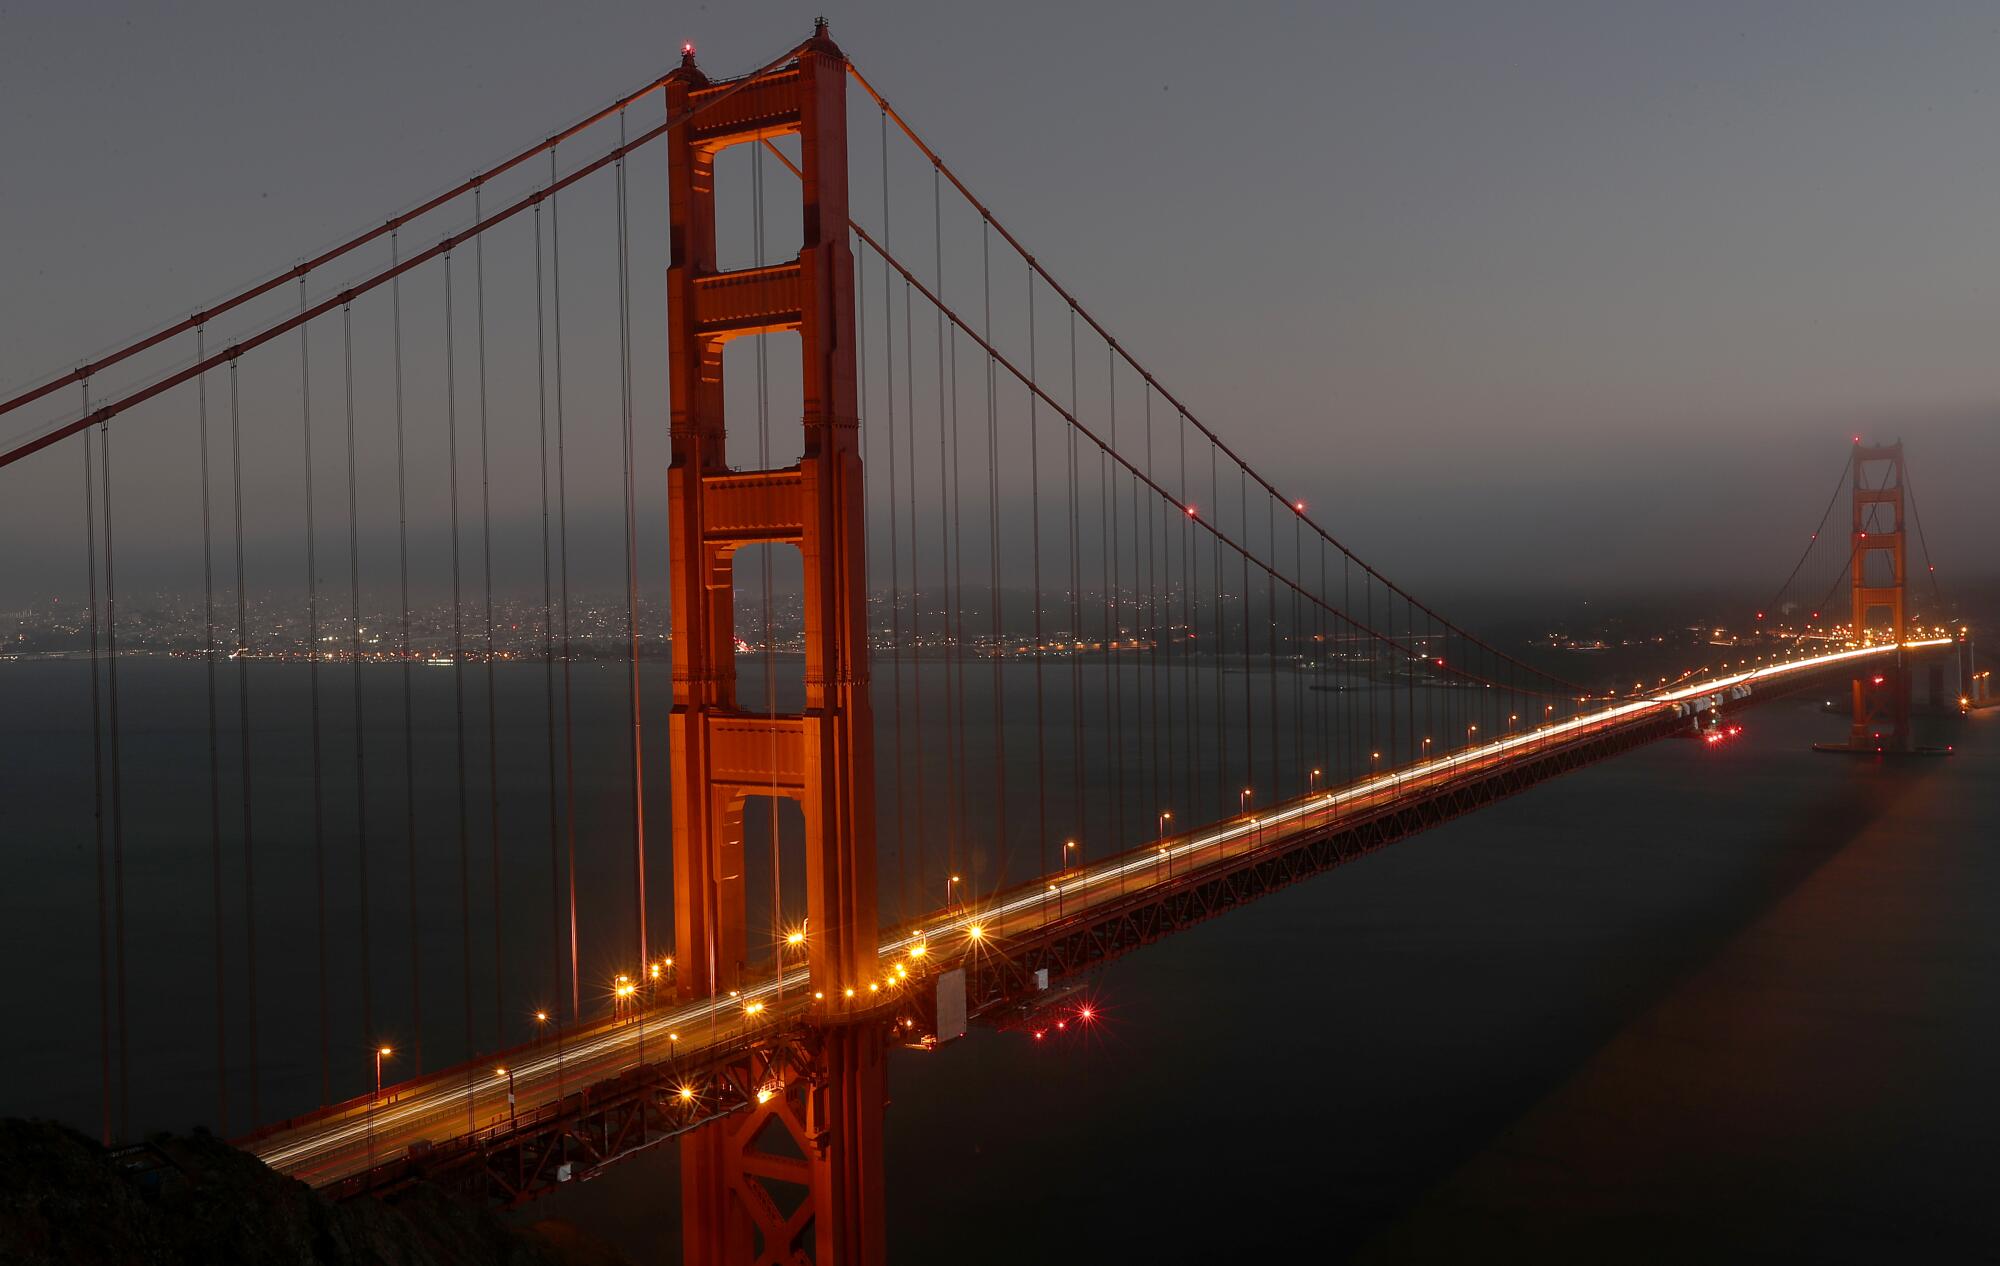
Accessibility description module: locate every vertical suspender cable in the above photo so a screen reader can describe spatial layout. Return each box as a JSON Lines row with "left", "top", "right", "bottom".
{"left": 1168, "top": 408, "right": 1184, "bottom": 820}
{"left": 1265, "top": 495, "right": 1278, "bottom": 794}
{"left": 534, "top": 197, "right": 561, "bottom": 1016}
{"left": 880, "top": 109, "right": 908, "bottom": 924}
{"left": 616, "top": 111, "right": 649, "bottom": 972}
{"left": 1293, "top": 509, "right": 1304, "bottom": 789}
{"left": 1210, "top": 443, "right": 1223, "bottom": 818}
{"left": 228, "top": 358, "right": 260, "bottom": 1126}
{"left": 389, "top": 230, "right": 422, "bottom": 1073}
{"left": 1098, "top": 429, "right": 1112, "bottom": 864}
{"left": 934, "top": 169, "right": 957, "bottom": 895}
{"left": 299, "top": 280, "right": 330, "bottom": 1104}
{"left": 948, "top": 264, "right": 969, "bottom": 875}
{"left": 98, "top": 414, "right": 130, "bottom": 1138}
{"left": 904, "top": 278, "right": 924, "bottom": 914}
{"left": 392, "top": 230, "right": 422, "bottom": 1073}
{"left": 552, "top": 152, "right": 580, "bottom": 1022}
{"left": 342, "top": 304, "right": 372, "bottom": 1060}
{"left": 1144, "top": 389, "right": 1160, "bottom": 823}
{"left": 475, "top": 189, "right": 504, "bottom": 1047}
{"left": 1067, "top": 308, "right": 1083, "bottom": 859}
{"left": 197, "top": 332, "right": 228, "bottom": 1131}
{"left": 1027, "top": 268, "right": 1047, "bottom": 882}
{"left": 1107, "top": 349, "right": 1124, "bottom": 854}
{"left": 982, "top": 223, "right": 1006, "bottom": 885}
{"left": 83, "top": 394, "right": 111, "bottom": 1145}
{"left": 99, "top": 418, "right": 130, "bottom": 1136}
{"left": 1240, "top": 467, "right": 1252, "bottom": 795}
{"left": 445, "top": 251, "right": 475, "bottom": 1131}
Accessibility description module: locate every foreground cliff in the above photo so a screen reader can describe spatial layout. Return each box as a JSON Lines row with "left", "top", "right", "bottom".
{"left": 0, "top": 1119, "right": 628, "bottom": 1266}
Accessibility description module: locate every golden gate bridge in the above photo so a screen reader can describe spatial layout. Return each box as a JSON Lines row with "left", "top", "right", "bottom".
{"left": 0, "top": 23, "right": 1976, "bottom": 1264}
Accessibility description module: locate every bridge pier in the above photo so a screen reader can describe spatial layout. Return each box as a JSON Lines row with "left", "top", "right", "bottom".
{"left": 680, "top": 1026, "right": 885, "bottom": 1266}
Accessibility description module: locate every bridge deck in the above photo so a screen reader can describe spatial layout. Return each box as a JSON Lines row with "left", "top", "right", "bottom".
{"left": 245, "top": 638, "right": 1949, "bottom": 1201}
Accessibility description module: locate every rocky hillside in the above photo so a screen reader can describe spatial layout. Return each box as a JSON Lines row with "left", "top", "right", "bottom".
{"left": 0, "top": 1119, "right": 630, "bottom": 1266}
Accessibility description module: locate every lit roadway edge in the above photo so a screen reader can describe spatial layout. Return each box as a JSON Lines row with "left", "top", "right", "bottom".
{"left": 250, "top": 638, "right": 1951, "bottom": 1184}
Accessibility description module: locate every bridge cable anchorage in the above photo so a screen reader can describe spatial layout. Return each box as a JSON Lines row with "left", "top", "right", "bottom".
{"left": 848, "top": 58, "right": 1587, "bottom": 699}
{"left": 82, "top": 388, "right": 111, "bottom": 1146}
{"left": 196, "top": 327, "right": 229, "bottom": 1133}
{"left": 0, "top": 39, "right": 815, "bottom": 433}
{"left": 390, "top": 228, "right": 423, "bottom": 1074}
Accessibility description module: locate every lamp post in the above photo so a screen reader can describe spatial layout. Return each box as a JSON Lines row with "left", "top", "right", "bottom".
{"left": 1309, "top": 767, "right": 1321, "bottom": 794}
{"left": 369, "top": 1045, "right": 392, "bottom": 1166}
{"left": 1157, "top": 811, "right": 1172, "bottom": 879}
{"left": 947, "top": 874, "right": 962, "bottom": 914}
{"left": 535, "top": 1010, "right": 564, "bottom": 1100}
{"left": 495, "top": 1067, "right": 517, "bottom": 1132}
{"left": 782, "top": 926, "right": 805, "bottom": 1005}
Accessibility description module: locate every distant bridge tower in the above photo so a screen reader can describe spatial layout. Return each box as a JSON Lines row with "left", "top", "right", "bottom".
{"left": 666, "top": 23, "right": 884, "bottom": 1266}
{"left": 1847, "top": 441, "right": 1909, "bottom": 751}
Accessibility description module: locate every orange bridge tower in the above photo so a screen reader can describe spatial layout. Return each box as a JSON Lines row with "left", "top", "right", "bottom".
{"left": 1846, "top": 441, "right": 1910, "bottom": 751}
{"left": 667, "top": 23, "right": 884, "bottom": 1265}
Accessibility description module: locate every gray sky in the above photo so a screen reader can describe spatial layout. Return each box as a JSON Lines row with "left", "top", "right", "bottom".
{"left": 3, "top": 0, "right": 1997, "bottom": 607}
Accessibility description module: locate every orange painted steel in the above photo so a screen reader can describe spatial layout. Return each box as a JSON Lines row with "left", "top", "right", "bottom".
{"left": 666, "top": 24, "right": 884, "bottom": 1265}
{"left": 1848, "top": 442, "right": 1910, "bottom": 750}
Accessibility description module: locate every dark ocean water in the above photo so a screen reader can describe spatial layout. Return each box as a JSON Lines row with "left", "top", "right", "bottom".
{"left": 3, "top": 656, "right": 1995, "bottom": 1262}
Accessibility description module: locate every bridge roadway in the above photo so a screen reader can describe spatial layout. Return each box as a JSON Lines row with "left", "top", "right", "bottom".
{"left": 247, "top": 637, "right": 1949, "bottom": 1191}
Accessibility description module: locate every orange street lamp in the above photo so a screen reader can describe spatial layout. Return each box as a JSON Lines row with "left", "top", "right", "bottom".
{"left": 495, "top": 1067, "right": 517, "bottom": 1131}
{"left": 368, "top": 1045, "right": 394, "bottom": 1164}
{"left": 535, "top": 1009, "right": 565, "bottom": 1100}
